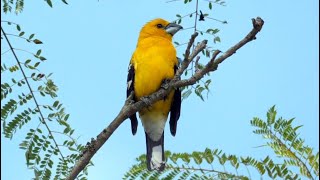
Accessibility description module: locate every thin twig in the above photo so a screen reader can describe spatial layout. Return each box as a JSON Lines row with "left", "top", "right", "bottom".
{"left": 13, "top": 48, "right": 37, "bottom": 56}
{"left": 167, "top": 165, "right": 239, "bottom": 178}
{"left": 175, "top": 42, "right": 189, "bottom": 48}
{"left": 51, "top": 130, "right": 79, "bottom": 145}
{"left": 1, "top": 49, "right": 11, "bottom": 55}
{"left": 197, "top": 29, "right": 217, "bottom": 37}
{"left": 166, "top": 0, "right": 182, "bottom": 3}
{"left": 180, "top": 26, "right": 196, "bottom": 31}
{"left": 173, "top": 11, "right": 197, "bottom": 22}
{"left": 206, "top": 16, "right": 227, "bottom": 24}
{"left": 5, "top": 33, "right": 30, "bottom": 41}
{"left": 191, "top": 0, "right": 199, "bottom": 75}
{"left": 194, "top": 0, "right": 199, "bottom": 34}
{"left": 203, "top": 0, "right": 226, "bottom": 6}
{"left": 1, "top": 20, "right": 19, "bottom": 25}
{"left": 270, "top": 131, "right": 314, "bottom": 179}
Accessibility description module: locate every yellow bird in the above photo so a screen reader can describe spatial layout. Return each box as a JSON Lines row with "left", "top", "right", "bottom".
{"left": 126, "top": 18, "right": 182, "bottom": 171}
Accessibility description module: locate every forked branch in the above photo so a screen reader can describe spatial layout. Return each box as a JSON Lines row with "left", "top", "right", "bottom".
{"left": 66, "top": 17, "right": 264, "bottom": 180}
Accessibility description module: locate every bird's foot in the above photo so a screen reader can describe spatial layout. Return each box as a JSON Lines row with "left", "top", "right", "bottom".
{"left": 161, "top": 79, "right": 171, "bottom": 90}
{"left": 161, "top": 79, "right": 171, "bottom": 100}
{"left": 127, "top": 99, "right": 135, "bottom": 105}
{"left": 125, "top": 91, "right": 136, "bottom": 105}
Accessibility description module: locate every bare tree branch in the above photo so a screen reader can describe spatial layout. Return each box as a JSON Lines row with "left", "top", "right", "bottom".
{"left": 66, "top": 17, "right": 264, "bottom": 180}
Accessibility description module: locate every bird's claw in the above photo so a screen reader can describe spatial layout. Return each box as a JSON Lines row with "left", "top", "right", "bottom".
{"left": 128, "top": 99, "right": 135, "bottom": 105}
{"left": 161, "top": 79, "right": 171, "bottom": 90}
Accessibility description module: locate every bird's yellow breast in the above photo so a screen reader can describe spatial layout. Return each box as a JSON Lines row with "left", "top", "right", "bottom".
{"left": 132, "top": 37, "right": 178, "bottom": 116}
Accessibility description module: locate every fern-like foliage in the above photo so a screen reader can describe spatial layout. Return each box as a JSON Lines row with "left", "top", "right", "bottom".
{"left": 2, "top": 0, "right": 25, "bottom": 14}
{"left": 124, "top": 149, "right": 299, "bottom": 180}
{"left": 1, "top": 0, "right": 68, "bottom": 14}
{"left": 124, "top": 106, "right": 319, "bottom": 180}
{"left": 251, "top": 105, "right": 319, "bottom": 179}
{"left": 1, "top": 21, "right": 91, "bottom": 179}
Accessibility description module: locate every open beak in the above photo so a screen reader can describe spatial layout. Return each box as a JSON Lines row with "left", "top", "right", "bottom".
{"left": 165, "top": 23, "right": 183, "bottom": 36}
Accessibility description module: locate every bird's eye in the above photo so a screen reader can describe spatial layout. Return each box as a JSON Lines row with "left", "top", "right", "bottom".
{"left": 156, "top": 24, "right": 163, "bottom": 28}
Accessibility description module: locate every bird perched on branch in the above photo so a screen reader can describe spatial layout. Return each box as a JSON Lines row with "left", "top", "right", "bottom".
{"left": 126, "top": 18, "right": 182, "bottom": 171}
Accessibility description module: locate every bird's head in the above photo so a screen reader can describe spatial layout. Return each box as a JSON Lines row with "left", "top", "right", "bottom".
{"left": 138, "top": 18, "right": 183, "bottom": 41}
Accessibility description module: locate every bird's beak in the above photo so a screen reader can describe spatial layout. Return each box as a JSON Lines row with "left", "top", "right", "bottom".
{"left": 165, "top": 23, "right": 183, "bottom": 36}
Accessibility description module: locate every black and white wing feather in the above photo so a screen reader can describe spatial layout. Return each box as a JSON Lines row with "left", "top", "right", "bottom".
{"left": 127, "top": 63, "right": 138, "bottom": 135}
{"left": 169, "top": 65, "right": 181, "bottom": 136}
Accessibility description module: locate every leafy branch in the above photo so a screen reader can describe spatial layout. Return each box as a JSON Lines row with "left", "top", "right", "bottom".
{"left": 125, "top": 106, "right": 319, "bottom": 179}
{"left": 2, "top": 0, "right": 68, "bottom": 14}
{"left": 2, "top": 26, "right": 66, "bottom": 161}
{"left": 1, "top": 22, "right": 90, "bottom": 179}
{"left": 251, "top": 106, "right": 319, "bottom": 179}
{"left": 173, "top": 0, "right": 227, "bottom": 101}
{"left": 66, "top": 17, "right": 264, "bottom": 180}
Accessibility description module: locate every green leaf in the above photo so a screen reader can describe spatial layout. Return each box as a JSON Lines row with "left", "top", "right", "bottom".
{"left": 251, "top": 117, "right": 267, "bottom": 129}
{"left": 39, "top": 56, "right": 47, "bottom": 61}
{"left": 25, "top": 151, "right": 30, "bottom": 165}
{"left": 46, "top": 0, "right": 53, "bottom": 7}
{"left": 209, "top": 2, "right": 212, "bottom": 9}
{"left": 34, "top": 62, "right": 40, "bottom": 67}
{"left": 192, "top": 152, "right": 202, "bottom": 164}
{"left": 53, "top": 101, "right": 59, "bottom": 108}
{"left": 267, "top": 105, "right": 276, "bottom": 125}
{"left": 64, "top": 114, "right": 70, "bottom": 121}
{"left": 212, "top": 29, "right": 219, "bottom": 34}
{"left": 27, "top": 65, "right": 35, "bottom": 70}
{"left": 33, "top": 39, "right": 43, "bottom": 44}
{"left": 205, "top": 49, "right": 210, "bottom": 57}
{"left": 16, "top": 24, "right": 21, "bottom": 31}
{"left": 29, "top": 34, "right": 35, "bottom": 39}
{"left": 62, "top": 0, "right": 68, "bottom": 4}
{"left": 204, "top": 148, "right": 213, "bottom": 163}
{"left": 19, "top": 31, "right": 25, "bottom": 36}
{"left": 25, "top": 59, "right": 31, "bottom": 64}
{"left": 36, "top": 49, "right": 42, "bottom": 56}
{"left": 68, "top": 147, "right": 77, "bottom": 152}
{"left": 63, "top": 127, "right": 70, "bottom": 134}
{"left": 294, "top": 125, "right": 303, "bottom": 131}
{"left": 181, "top": 153, "right": 191, "bottom": 163}
{"left": 214, "top": 36, "right": 221, "bottom": 43}
{"left": 182, "top": 89, "right": 192, "bottom": 100}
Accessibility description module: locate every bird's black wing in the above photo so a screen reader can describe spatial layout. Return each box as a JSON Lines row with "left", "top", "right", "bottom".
{"left": 127, "top": 63, "right": 138, "bottom": 135}
{"left": 169, "top": 65, "right": 181, "bottom": 136}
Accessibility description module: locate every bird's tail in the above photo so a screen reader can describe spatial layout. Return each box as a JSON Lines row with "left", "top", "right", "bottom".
{"left": 145, "top": 132, "right": 165, "bottom": 171}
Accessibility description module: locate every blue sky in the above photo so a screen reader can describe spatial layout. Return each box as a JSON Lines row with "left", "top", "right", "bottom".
{"left": 1, "top": 0, "right": 319, "bottom": 179}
